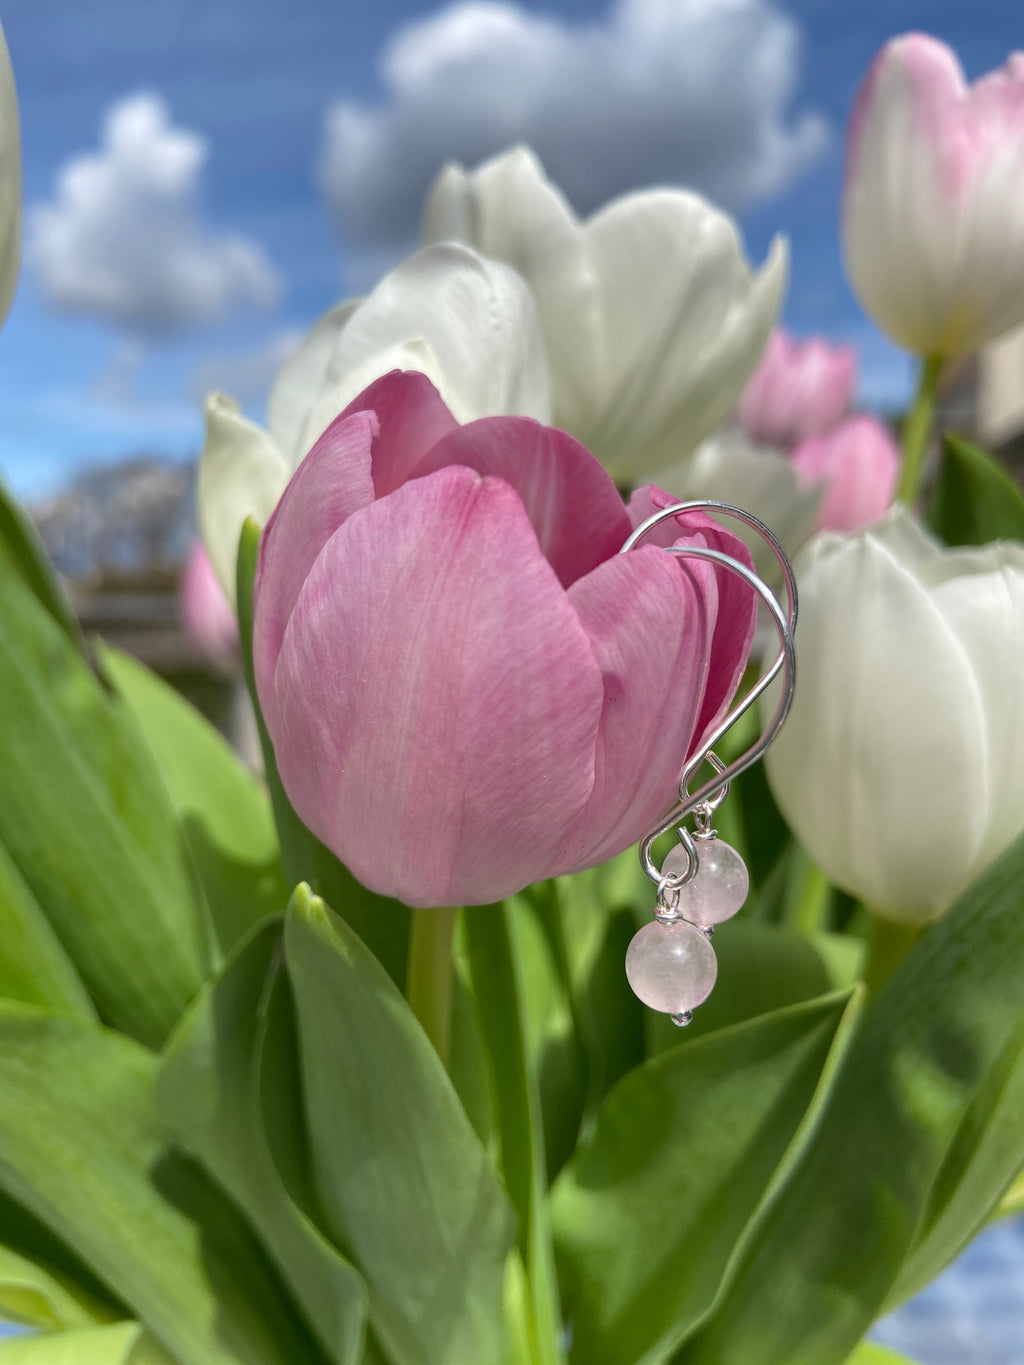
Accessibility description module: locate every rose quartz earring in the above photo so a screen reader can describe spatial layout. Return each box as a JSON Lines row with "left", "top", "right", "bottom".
{"left": 619, "top": 503, "right": 797, "bottom": 1026}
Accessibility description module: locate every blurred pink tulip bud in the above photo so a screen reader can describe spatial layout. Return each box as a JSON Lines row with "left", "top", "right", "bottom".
{"left": 790, "top": 415, "right": 899, "bottom": 534}
{"left": 253, "top": 371, "right": 757, "bottom": 908}
{"left": 844, "top": 34, "right": 1024, "bottom": 356}
{"left": 737, "top": 328, "right": 856, "bottom": 448}
{"left": 179, "top": 542, "right": 239, "bottom": 671}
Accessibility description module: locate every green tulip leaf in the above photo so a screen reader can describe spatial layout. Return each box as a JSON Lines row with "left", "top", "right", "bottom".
{"left": 0, "top": 555, "right": 209, "bottom": 1047}
{"left": 284, "top": 885, "right": 516, "bottom": 1365}
{"left": 645, "top": 920, "right": 864, "bottom": 1057}
{"left": 461, "top": 900, "right": 566, "bottom": 1364}
{"left": 0, "top": 1323, "right": 174, "bottom": 1364}
{"left": 0, "top": 1003, "right": 322, "bottom": 1364}
{"left": 159, "top": 918, "right": 369, "bottom": 1365}
{"left": 550, "top": 988, "right": 862, "bottom": 1365}
{"left": 0, "top": 841, "right": 95, "bottom": 1020}
{"left": 236, "top": 518, "right": 411, "bottom": 989}
{"left": 928, "top": 433, "right": 1024, "bottom": 547}
{"left": 676, "top": 828, "right": 1024, "bottom": 1365}
{"left": 844, "top": 1347, "right": 922, "bottom": 1365}
{"left": 994, "top": 1165, "right": 1024, "bottom": 1220}
{"left": 98, "top": 644, "right": 287, "bottom": 955}
{"left": 0, "top": 1239, "right": 118, "bottom": 1333}
{"left": 0, "top": 480, "right": 81, "bottom": 643}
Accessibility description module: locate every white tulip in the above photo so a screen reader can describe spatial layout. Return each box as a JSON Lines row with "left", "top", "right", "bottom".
{"left": 650, "top": 431, "right": 822, "bottom": 582}
{"left": 422, "top": 145, "right": 787, "bottom": 479}
{"left": 198, "top": 243, "right": 549, "bottom": 597}
{"left": 844, "top": 35, "right": 1024, "bottom": 357}
{"left": 766, "top": 508, "right": 1024, "bottom": 921}
{"left": 0, "top": 22, "right": 21, "bottom": 327}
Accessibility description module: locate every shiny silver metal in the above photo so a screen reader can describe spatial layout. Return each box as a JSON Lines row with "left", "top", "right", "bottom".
{"left": 620, "top": 501, "right": 797, "bottom": 890}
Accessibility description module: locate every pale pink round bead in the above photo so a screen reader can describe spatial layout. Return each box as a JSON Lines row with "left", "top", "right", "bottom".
{"left": 662, "top": 837, "right": 749, "bottom": 926}
{"left": 625, "top": 920, "right": 718, "bottom": 1015}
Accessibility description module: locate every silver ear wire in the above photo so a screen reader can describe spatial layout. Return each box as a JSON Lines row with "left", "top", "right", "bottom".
{"left": 619, "top": 501, "right": 797, "bottom": 888}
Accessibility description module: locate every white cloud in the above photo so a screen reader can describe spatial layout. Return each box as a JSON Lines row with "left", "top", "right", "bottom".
{"left": 29, "top": 94, "right": 281, "bottom": 339}
{"left": 321, "top": 0, "right": 828, "bottom": 246}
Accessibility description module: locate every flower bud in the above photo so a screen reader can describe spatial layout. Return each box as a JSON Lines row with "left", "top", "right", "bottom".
{"left": 844, "top": 34, "right": 1024, "bottom": 356}
{"left": 766, "top": 509, "right": 1024, "bottom": 921}
{"left": 253, "top": 371, "right": 756, "bottom": 908}
{"left": 0, "top": 22, "right": 21, "bottom": 328}
{"left": 790, "top": 414, "right": 898, "bottom": 534}
{"left": 737, "top": 328, "right": 856, "bottom": 448}
{"left": 179, "top": 542, "right": 238, "bottom": 672}
{"left": 423, "top": 145, "right": 787, "bottom": 479}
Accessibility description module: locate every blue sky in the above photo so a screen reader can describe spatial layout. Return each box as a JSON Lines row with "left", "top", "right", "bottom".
{"left": 0, "top": 0, "right": 1016, "bottom": 499}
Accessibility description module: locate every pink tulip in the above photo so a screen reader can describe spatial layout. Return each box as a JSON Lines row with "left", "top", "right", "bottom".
{"left": 179, "top": 542, "right": 239, "bottom": 671}
{"left": 737, "top": 328, "right": 856, "bottom": 448}
{"left": 790, "top": 415, "right": 899, "bottom": 534}
{"left": 844, "top": 34, "right": 1024, "bottom": 356}
{"left": 253, "top": 371, "right": 756, "bottom": 908}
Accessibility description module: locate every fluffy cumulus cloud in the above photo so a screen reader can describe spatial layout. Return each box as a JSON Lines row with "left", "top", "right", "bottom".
{"left": 321, "top": 0, "right": 829, "bottom": 245}
{"left": 192, "top": 328, "right": 303, "bottom": 405}
{"left": 29, "top": 94, "right": 281, "bottom": 339}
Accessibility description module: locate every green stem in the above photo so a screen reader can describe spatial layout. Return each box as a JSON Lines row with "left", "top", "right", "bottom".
{"left": 897, "top": 354, "right": 944, "bottom": 506}
{"left": 863, "top": 914, "right": 921, "bottom": 997}
{"left": 406, "top": 906, "right": 458, "bottom": 1068}
{"left": 782, "top": 844, "right": 832, "bottom": 934}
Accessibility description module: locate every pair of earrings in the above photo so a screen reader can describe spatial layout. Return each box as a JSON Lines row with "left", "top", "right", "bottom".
{"left": 619, "top": 502, "right": 797, "bottom": 1026}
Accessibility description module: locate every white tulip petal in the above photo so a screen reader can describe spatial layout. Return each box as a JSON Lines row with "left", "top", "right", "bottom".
{"left": 0, "top": 23, "right": 20, "bottom": 327}
{"left": 425, "top": 147, "right": 599, "bottom": 435}
{"left": 767, "top": 516, "right": 990, "bottom": 920}
{"left": 198, "top": 391, "right": 290, "bottom": 604}
{"left": 267, "top": 297, "right": 360, "bottom": 463}
{"left": 923, "top": 542, "right": 1024, "bottom": 875}
{"left": 320, "top": 242, "right": 551, "bottom": 429}
{"left": 652, "top": 432, "right": 821, "bottom": 581}
{"left": 580, "top": 195, "right": 787, "bottom": 473}
{"left": 419, "top": 148, "right": 786, "bottom": 481}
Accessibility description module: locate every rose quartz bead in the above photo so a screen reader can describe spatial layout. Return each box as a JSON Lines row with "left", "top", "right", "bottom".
{"left": 625, "top": 920, "right": 718, "bottom": 1014}
{"left": 662, "top": 837, "right": 749, "bottom": 925}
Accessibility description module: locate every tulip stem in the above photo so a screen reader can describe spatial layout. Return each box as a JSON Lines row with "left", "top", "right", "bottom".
{"left": 407, "top": 906, "right": 458, "bottom": 1068}
{"left": 863, "top": 914, "right": 921, "bottom": 997}
{"left": 897, "top": 354, "right": 944, "bottom": 505}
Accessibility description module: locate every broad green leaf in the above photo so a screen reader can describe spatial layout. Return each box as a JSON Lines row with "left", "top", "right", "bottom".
{"left": 236, "top": 519, "right": 411, "bottom": 989}
{"left": 645, "top": 920, "right": 863, "bottom": 1056}
{"left": 462, "top": 902, "right": 566, "bottom": 1365}
{"left": 99, "top": 645, "right": 287, "bottom": 955}
{"left": 0, "top": 1241, "right": 117, "bottom": 1332}
{"left": 285, "top": 885, "right": 515, "bottom": 1365}
{"left": 884, "top": 999, "right": 1024, "bottom": 1306}
{"left": 0, "top": 1322, "right": 173, "bottom": 1363}
{"left": 159, "top": 919, "right": 369, "bottom": 1364}
{"left": 0, "top": 841, "right": 95, "bottom": 1020}
{"left": 928, "top": 433, "right": 1024, "bottom": 546}
{"left": 845, "top": 1347, "right": 921, "bottom": 1365}
{"left": 677, "top": 828, "right": 1024, "bottom": 1365}
{"left": 995, "top": 1165, "right": 1024, "bottom": 1219}
{"left": 0, "top": 480, "right": 80, "bottom": 642}
{"left": 0, "top": 559, "right": 209, "bottom": 1047}
{"left": 0, "top": 1003, "right": 322, "bottom": 1364}
{"left": 551, "top": 990, "right": 861, "bottom": 1365}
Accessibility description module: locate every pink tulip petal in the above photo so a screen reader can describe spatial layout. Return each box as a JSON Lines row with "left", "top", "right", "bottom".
{"left": 792, "top": 414, "right": 899, "bottom": 534}
{"left": 254, "top": 409, "right": 377, "bottom": 727}
{"left": 337, "top": 370, "right": 460, "bottom": 497}
{"left": 627, "top": 485, "right": 758, "bottom": 747}
{"left": 410, "top": 416, "right": 633, "bottom": 586}
{"left": 555, "top": 545, "right": 712, "bottom": 870}
{"left": 737, "top": 327, "right": 857, "bottom": 448}
{"left": 270, "top": 465, "right": 605, "bottom": 907}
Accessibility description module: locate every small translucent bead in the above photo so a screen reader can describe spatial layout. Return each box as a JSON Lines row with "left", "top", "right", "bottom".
{"left": 662, "top": 837, "right": 749, "bottom": 926}
{"left": 625, "top": 920, "right": 718, "bottom": 1015}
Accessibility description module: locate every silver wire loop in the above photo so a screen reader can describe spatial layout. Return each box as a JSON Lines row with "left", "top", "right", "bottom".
{"left": 619, "top": 501, "right": 797, "bottom": 888}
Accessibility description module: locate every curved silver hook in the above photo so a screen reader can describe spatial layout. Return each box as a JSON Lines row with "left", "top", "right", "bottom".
{"left": 620, "top": 502, "right": 797, "bottom": 887}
